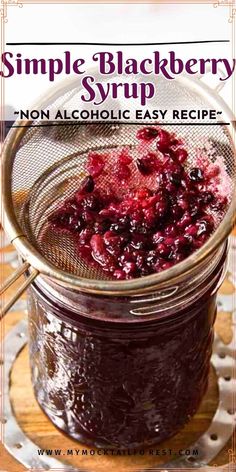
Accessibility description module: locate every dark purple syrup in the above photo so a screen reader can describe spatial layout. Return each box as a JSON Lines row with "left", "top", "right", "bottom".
{"left": 27, "top": 247, "right": 225, "bottom": 448}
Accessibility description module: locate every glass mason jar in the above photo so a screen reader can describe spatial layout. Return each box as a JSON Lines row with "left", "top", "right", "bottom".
{"left": 27, "top": 242, "right": 227, "bottom": 449}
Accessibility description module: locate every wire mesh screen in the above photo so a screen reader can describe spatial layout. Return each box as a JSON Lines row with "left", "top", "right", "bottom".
{"left": 10, "top": 77, "right": 235, "bottom": 281}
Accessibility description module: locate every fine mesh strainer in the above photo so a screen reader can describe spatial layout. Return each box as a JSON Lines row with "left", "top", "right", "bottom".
{"left": 1, "top": 74, "right": 236, "bottom": 315}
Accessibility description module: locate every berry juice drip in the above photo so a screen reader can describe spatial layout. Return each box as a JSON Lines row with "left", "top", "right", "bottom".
{"left": 48, "top": 126, "right": 228, "bottom": 280}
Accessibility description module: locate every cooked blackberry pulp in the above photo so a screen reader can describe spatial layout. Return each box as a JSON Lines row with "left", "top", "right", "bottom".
{"left": 48, "top": 126, "right": 228, "bottom": 280}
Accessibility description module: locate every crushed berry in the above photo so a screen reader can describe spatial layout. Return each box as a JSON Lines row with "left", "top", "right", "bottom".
{"left": 78, "top": 175, "right": 95, "bottom": 193}
{"left": 136, "top": 127, "right": 158, "bottom": 140}
{"left": 115, "top": 163, "right": 131, "bottom": 182}
{"left": 189, "top": 168, "right": 204, "bottom": 182}
{"left": 168, "top": 172, "right": 182, "bottom": 186}
{"left": 87, "top": 152, "right": 105, "bottom": 178}
{"left": 201, "top": 192, "right": 214, "bottom": 204}
{"left": 175, "top": 148, "right": 188, "bottom": 164}
{"left": 210, "top": 196, "right": 228, "bottom": 212}
{"left": 156, "top": 129, "right": 171, "bottom": 152}
{"left": 117, "top": 149, "right": 133, "bottom": 165}
{"left": 48, "top": 126, "right": 228, "bottom": 280}
{"left": 136, "top": 158, "right": 151, "bottom": 176}
{"left": 136, "top": 152, "right": 159, "bottom": 175}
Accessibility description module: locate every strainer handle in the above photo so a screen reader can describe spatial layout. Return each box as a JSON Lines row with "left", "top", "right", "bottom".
{"left": 0, "top": 263, "right": 38, "bottom": 317}
{"left": 198, "top": 66, "right": 227, "bottom": 94}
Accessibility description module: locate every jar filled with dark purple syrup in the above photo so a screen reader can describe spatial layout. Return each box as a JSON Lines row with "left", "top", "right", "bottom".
{"left": 27, "top": 242, "right": 227, "bottom": 449}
